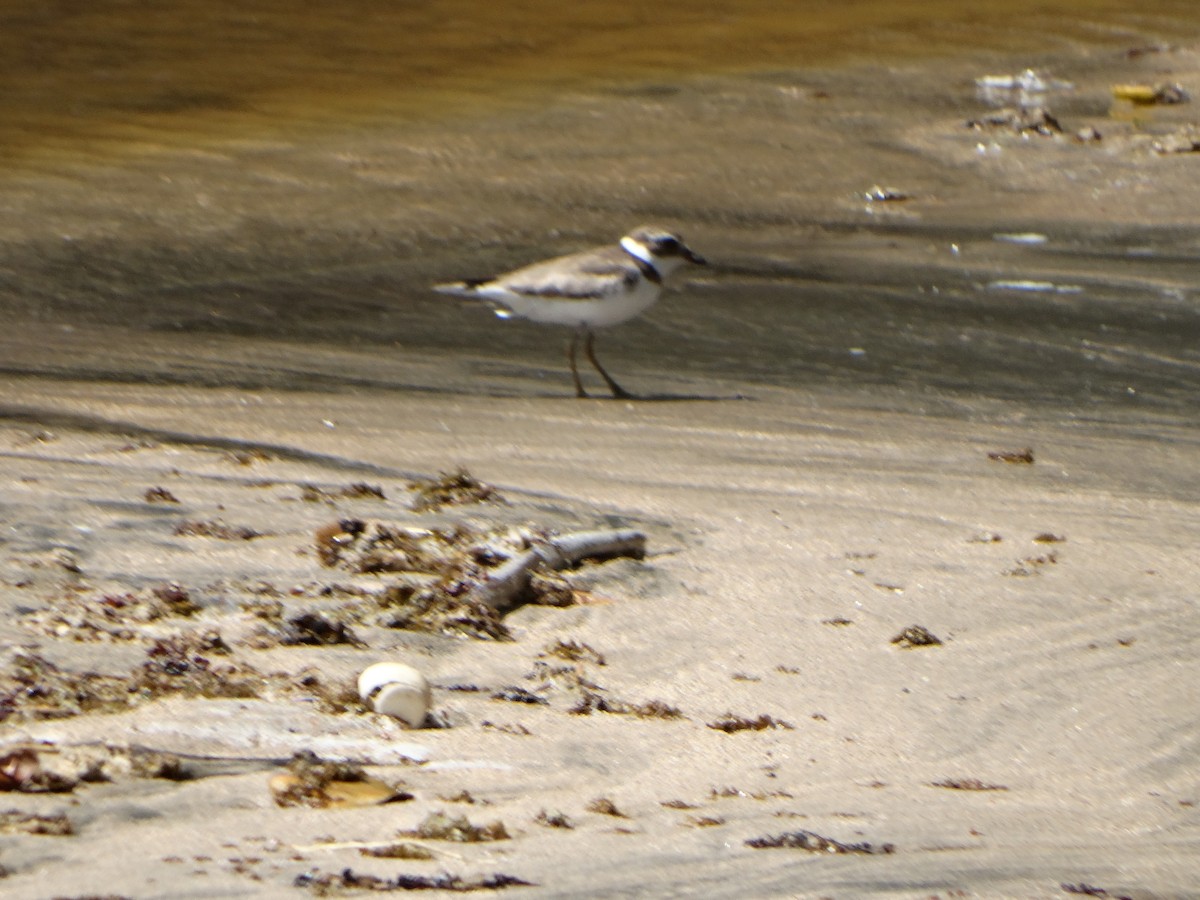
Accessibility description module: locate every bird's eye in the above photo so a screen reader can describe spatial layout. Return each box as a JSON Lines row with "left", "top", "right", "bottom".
{"left": 653, "top": 237, "right": 680, "bottom": 253}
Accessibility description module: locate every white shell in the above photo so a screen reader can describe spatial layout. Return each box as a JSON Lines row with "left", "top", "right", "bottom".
{"left": 357, "top": 662, "right": 432, "bottom": 727}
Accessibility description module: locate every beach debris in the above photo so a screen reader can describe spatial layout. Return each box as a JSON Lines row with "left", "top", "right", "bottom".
{"left": 359, "top": 842, "right": 435, "bottom": 860}
{"left": 710, "top": 786, "right": 794, "bottom": 801}
{"left": 1152, "top": 127, "right": 1200, "bottom": 154}
{"left": 1111, "top": 82, "right": 1188, "bottom": 105}
{"left": 967, "top": 106, "right": 1062, "bottom": 136}
{"left": 0, "top": 809, "right": 74, "bottom": 836}
{"left": 493, "top": 685, "right": 550, "bottom": 705}
{"left": 268, "top": 751, "right": 411, "bottom": 809}
{"left": 987, "top": 447, "right": 1034, "bottom": 464}
{"left": 586, "top": 797, "right": 629, "bottom": 818}
{"left": 173, "top": 519, "right": 266, "bottom": 540}
{"left": 968, "top": 532, "right": 1003, "bottom": 543}
{"left": 400, "top": 810, "right": 510, "bottom": 842}
{"left": 1074, "top": 125, "right": 1103, "bottom": 143}
{"left": 22, "top": 583, "right": 200, "bottom": 643}
{"left": 687, "top": 815, "right": 725, "bottom": 827}
{"left": 822, "top": 616, "right": 854, "bottom": 626}
{"left": 473, "top": 528, "right": 646, "bottom": 613}
{"left": 706, "top": 713, "right": 794, "bottom": 733}
{"left": 294, "top": 869, "right": 533, "bottom": 892}
{"left": 1033, "top": 532, "right": 1065, "bottom": 544}
{"left": 930, "top": 777, "right": 1009, "bottom": 791}
{"left": 891, "top": 625, "right": 943, "bottom": 648}
{"left": 660, "top": 799, "right": 701, "bottom": 810}
{"left": 745, "top": 829, "right": 894, "bottom": 854}
{"left": 1062, "top": 883, "right": 1133, "bottom": 899}
{"left": 570, "top": 694, "right": 684, "bottom": 719}
{"left": 1004, "top": 553, "right": 1058, "bottom": 577}
{"left": 976, "top": 69, "right": 1072, "bottom": 96}
{"left": 534, "top": 809, "right": 575, "bottom": 829}
{"left": 539, "top": 638, "right": 606, "bottom": 666}
{"left": 994, "top": 232, "right": 1048, "bottom": 245}
{"left": 277, "top": 612, "right": 363, "bottom": 647}
{"left": 863, "top": 185, "right": 911, "bottom": 202}
{"left": 986, "top": 279, "right": 1082, "bottom": 293}
{"left": 409, "top": 467, "right": 502, "bottom": 511}
{"left": 301, "top": 482, "right": 387, "bottom": 503}
{"left": 144, "top": 486, "right": 180, "bottom": 503}
{"left": 358, "top": 662, "right": 433, "bottom": 727}
{"left": 316, "top": 520, "right": 646, "bottom": 638}
{"left": 0, "top": 748, "right": 77, "bottom": 793}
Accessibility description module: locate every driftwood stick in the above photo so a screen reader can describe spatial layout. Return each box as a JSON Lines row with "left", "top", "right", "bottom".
{"left": 473, "top": 528, "right": 646, "bottom": 613}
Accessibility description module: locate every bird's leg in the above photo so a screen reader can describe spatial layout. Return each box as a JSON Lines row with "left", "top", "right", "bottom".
{"left": 568, "top": 329, "right": 588, "bottom": 398}
{"left": 584, "top": 330, "right": 635, "bottom": 400}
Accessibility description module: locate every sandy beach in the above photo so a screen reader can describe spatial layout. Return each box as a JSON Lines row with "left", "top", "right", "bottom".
{"left": 2, "top": 12, "right": 1200, "bottom": 899}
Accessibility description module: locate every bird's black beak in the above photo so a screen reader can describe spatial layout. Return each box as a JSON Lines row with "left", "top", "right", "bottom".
{"left": 682, "top": 245, "right": 707, "bottom": 265}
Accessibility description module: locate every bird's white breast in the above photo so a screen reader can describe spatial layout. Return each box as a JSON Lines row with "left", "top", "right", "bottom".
{"left": 481, "top": 276, "right": 662, "bottom": 329}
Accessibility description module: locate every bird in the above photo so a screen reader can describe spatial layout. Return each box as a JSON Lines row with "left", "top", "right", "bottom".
{"left": 434, "top": 224, "right": 706, "bottom": 398}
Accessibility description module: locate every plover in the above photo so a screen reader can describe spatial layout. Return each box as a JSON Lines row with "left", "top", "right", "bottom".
{"left": 434, "top": 225, "right": 706, "bottom": 398}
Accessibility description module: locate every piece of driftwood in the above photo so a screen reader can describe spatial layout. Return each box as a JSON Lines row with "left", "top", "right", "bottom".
{"left": 472, "top": 529, "right": 646, "bottom": 613}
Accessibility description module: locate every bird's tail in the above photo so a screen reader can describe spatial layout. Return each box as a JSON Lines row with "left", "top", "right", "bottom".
{"left": 432, "top": 278, "right": 491, "bottom": 298}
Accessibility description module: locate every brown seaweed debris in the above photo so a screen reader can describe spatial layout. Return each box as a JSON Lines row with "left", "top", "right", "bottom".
{"left": 0, "top": 748, "right": 77, "bottom": 793}
{"left": 967, "top": 106, "right": 1061, "bottom": 135}
{"left": 890, "top": 625, "right": 943, "bottom": 649}
{"left": 359, "top": 843, "right": 435, "bottom": 860}
{"left": 294, "top": 869, "right": 533, "bottom": 893}
{"left": 930, "top": 778, "right": 1009, "bottom": 791}
{"left": 539, "top": 639, "right": 606, "bottom": 666}
{"left": 276, "top": 612, "right": 364, "bottom": 647}
{"left": 987, "top": 447, "right": 1034, "bottom": 464}
{"left": 409, "top": 468, "right": 502, "bottom": 512}
{"left": 1004, "top": 553, "right": 1058, "bottom": 577}
{"left": 534, "top": 809, "right": 575, "bottom": 829}
{"left": 400, "top": 810, "right": 510, "bottom": 842}
{"left": 570, "top": 693, "right": 684, "bottom": 719}
{"left": 173, "top": 519, "right": 265, "bottom": 540}
{"left": 23, "top": 584, "right": 199, "bottom": 643}
{"left": 745, "top": 829, "right": 894, "bottom": 854}
{"left": 144, "top": 486, "right": 180, "bottom": 504}
{"left": 269, "top": 751, "right": 412, "bottom": 809}
{"left": 706, "top": 713, "right": 794, "bottom": 733}
{"left": 1033, "top": 533, "right": 1066, "bottom": 544}
{"left": 0, "top": 809, "right": 74, "bottom": 835}
{"left": 301, "top": 483, "right": 387, "bottom": 503}
{"left": 1062, "top": 884, "right": 1133, "bottom": 900}
{"left": 586, "top": 797, "right": 628, "bottom": 818}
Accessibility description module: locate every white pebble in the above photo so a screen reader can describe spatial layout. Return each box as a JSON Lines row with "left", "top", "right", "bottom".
{"left": 357, "top": 662, "right": 432, "bottom": 728}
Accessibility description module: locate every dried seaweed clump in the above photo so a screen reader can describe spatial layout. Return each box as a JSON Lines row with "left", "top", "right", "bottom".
{"left": 890, "top": 625, "right": 943, "bottom": 648}
{"left": 409, "top": 467, "right": 502, "bottom": 512}
{"left": 987, "top": 447, "right": 1034, "bottom": 464}
{"left": 706, "top": 713, "right": 794, "bottom": 733}
{"left": 0, "top": 809, "right": 74, "bottom": 836}
{"left": 22, "top": 583, "right": 200, "bottom": 643}
{"left": 379, "top": 581, "right": 510, "bottom": 641}
{"left": 173, "top": 519, "right": 265, "bottom": 540}
{"left": 269, "top": 750, "right": 411, "bottom": 809}
{"left": 586, "top": 797, "right": 629, "bottom": 818}
{"left": 0, "top": 652, "right": 132, "bottom": 721}
{"left": 315, "top": 520, "right": 557, "bottom": 639}
{"left": 294, "top": 869, "right": 532, "bottom": 894}
{"left": 401, "top": 810, "right": 510, "bottom": 842}
{"left": 746, "top": 829, "right": 894, "bottom": 854}
{"left": 0, "top": 748, "right": 78, "bottom": 793}
{"left": 930, "top": 778, "right": 1008, "bottom": 791}
{"left": 540, "top": 639, "right": 606, "bottom": 666}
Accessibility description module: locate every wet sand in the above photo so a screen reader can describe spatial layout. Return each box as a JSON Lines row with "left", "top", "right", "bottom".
{"left": 2, "top": 20, "right": 1200, "bottom": 900}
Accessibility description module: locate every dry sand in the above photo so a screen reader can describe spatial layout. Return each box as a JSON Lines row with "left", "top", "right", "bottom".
{"left": 2, "top": 31, "right": 1200, "bottom": 900}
